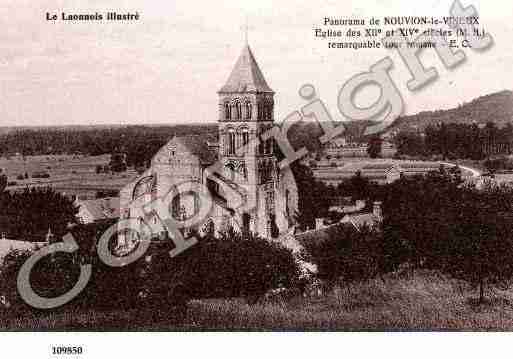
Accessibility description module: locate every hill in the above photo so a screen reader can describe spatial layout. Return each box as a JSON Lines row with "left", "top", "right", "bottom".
{"left": 280, "top": 90, "right": 513, "bottom": 151}
{"left": 387, "top": 90, "right": 513, "bottom": 134}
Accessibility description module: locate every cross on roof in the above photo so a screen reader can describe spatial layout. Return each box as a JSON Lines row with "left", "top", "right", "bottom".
{"left": 241, "top": 17, "right": 252, "bottom": 45}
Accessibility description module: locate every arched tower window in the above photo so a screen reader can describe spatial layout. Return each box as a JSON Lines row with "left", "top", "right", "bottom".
{"left": 235, "top": 101, "right": 242, "bottom": 119}
{"left": 227, "top": 128, "right": 236, "bottom": 155}
{"left": 260, "top": 160, "right": 274, "bottom": 183}
{"left": 241, "top": 127, "right": 249, "bottom": 148}
{"left": 265, "top": 137, "right": 273, "bottom": 154}
{"left": 245, "top": 102, "right": 252, "bottom": 119}
{"left": 264, "top": 101, "right": 273, "bottom": 120}
{"left": 257, "top": 102, "right": 263, "bottom": 120}
{"left": 224, "top": 102, "right": 231, "bottom": 120}
{"left": 258, "top": 131, "right": 265, "bottom": 155}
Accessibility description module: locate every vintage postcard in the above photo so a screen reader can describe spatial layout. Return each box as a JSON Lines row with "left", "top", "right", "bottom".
{"left": 1, "top": 0, "right": 513, "bottom": 356}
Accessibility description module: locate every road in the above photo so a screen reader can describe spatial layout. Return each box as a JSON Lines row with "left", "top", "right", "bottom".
{"left": 440, "top": 162, "right": 482, "bottom": 178}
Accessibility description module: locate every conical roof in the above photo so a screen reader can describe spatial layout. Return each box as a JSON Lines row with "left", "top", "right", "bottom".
{"left": 219, "top": 44, "right": 273, "bottom": 93}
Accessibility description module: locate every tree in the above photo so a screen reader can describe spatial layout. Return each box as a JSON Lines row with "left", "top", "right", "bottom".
{"left": 183, "top": 230, "right": 300, "bottom": 301}
{"left": 0, "top": 187, "right": 79, "bottom": 240}
{"left": 291, "top": 162, "right": 327, "bottom": 230}
{"left": 336, "top": 171, "right": 372, "bottom": 202}
{"left": 367, "top": 136, "right": 382, "bottom": 158}
{"left": 0, "top": 249, "right": 34, "bottom": 313}
{"left": 378, "top": 168, "right": 464, "bottom": 273}
{"left": 394, "top": 131, "right": 425, "bottom": 157}
{"left": 0, "top": 169, "right": 6, "bottom": 193}
{"left": 303, "top": 224, "right": 381, "bottom": 288}
{"left": 442, "top": 187, "right": 513, "bottom": 304}
{"left": 109, "top": 153, "right": 127, "bottom": 173}
{"left": 377, "top": 167, "right": 513, "bottom": 303}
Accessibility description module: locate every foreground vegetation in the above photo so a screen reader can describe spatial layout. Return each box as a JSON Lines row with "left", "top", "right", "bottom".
{"left": 3, "top": 269, "right": 513, "bottom": 331}
{"left": 186, "top": 270, "right": 513, "bottom": 331}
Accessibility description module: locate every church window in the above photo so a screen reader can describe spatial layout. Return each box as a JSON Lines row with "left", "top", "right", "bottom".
{"left": 204, "top": 219, "right": 215, "bottom": 236}
{"left": 231, "top": 103, "right": 237, "bottom": 120}
{"left": 241, "top": 128, "right": 249, "bottom": 148}
{"left": 206, "top": 178, "right": 219, "bottom": 196}
{"left": 179, "top": 205, "right": 186, "bottom": 221}
{"left": 172, "top": 193, "right": 181, "bottom": 220}
{"left": 260, "top": 160, "right": 273, "bottom": 183}
{"left": 133, "top": 175, "right": 154, "bottom": 199}
{"left": 265, "top": 191, "right": 275, "bottom": 215}
{"left": 257, "top": 102, "right": 263, "bottom": 120}
{"left": 225, "top": 102, "right": 231, "bottom": 120}
{"left": 227, "top": 129, "right": 236, "bottom": 155}
{"left": 235, "top": 101, "right": 242, "bottom": 119}
{"left": 193, "top": 191, "right": 200, "bottom": 217}
{"left": 245, "top": 102, "right": 252, "bottom": 119}
{"left": 225, "top": 161, "right": 236, "bottom": 181}
{"left": 265, "top": 137, "right": 273, "bottom": 154}
{"left": 285, "top": 189, "right": 290, "bottom": 218}
{"left": 264, "top": 102, "right": 272, "bottom": 120}
{"left": 242, "top": 213, "right": 251, "bottom": 234}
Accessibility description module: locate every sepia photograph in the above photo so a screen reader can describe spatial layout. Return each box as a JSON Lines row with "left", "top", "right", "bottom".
{"left": 1, "top": 0, "right": 513, "bottom": 356}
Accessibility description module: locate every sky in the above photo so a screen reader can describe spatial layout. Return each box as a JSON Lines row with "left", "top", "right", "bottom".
{"left": 1, "top": 0, "right": 512, "bottom": 127}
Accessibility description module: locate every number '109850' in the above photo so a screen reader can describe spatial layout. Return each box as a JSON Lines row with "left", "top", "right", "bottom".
{"left": 52, "top": 346, "right": 83, "bottom": 355}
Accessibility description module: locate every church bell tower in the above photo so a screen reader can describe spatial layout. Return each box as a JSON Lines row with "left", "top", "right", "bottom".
{"left": 217, "top": 43, "right": 279, "bottom": 238}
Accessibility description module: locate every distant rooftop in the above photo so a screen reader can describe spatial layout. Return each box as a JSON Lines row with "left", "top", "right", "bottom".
{"left": 77, "top": 197, "right": 120, "bottom": 221}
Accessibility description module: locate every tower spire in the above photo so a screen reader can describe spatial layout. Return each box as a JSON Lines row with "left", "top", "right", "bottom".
{"left": 218, "top": 37, "right": 273, "bottom": 93}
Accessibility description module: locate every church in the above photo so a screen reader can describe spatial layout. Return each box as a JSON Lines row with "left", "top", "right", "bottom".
{"left": 119, "top": 42, "right": 298, "bottom": 243}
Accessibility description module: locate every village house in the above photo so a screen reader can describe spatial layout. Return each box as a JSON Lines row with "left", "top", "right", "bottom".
{"left": 75, "top": 197, "right": 121, "bottom": 224}
{"left": 341, "top": 201, "right": 383, "bottom": 231}
{"left": 323, "top": 136, "right": 397, "bottom": 158}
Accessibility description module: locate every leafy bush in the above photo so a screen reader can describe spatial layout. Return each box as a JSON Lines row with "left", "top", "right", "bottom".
{"left": 31, "top": 172, "right": 50, "bottom": 179}
{"left": 302, "top": 224, "right": 382, "bottom": 287}
{"left": 0, "top": 174, "right": 6, "bottom": 193}
{"left": 0, "top": 187, "right": 78, "bottom": 240}
{"left": 0, "top": 221, "right": 301, "bottom": 316}
{"left": 0, "top": 249, "right": 33, "bottom": 314}
{"left": 140, "top": 230, "right": 300, "bottom": 304}
{"left": 484, "top": 156, "right": 513, "bottom": 173}
{"left": 0, "top": 248, "right": 80, "bottom": 315}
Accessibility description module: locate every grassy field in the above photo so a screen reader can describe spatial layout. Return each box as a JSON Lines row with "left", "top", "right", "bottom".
{"left": 3, "top": 270, "right": 513, "bottom": 331}
{"left": 0, "top": 154, "right": 138, "bottom": 194}
{"left": 0, "top": 154, "right": 109, "bottom": 179}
